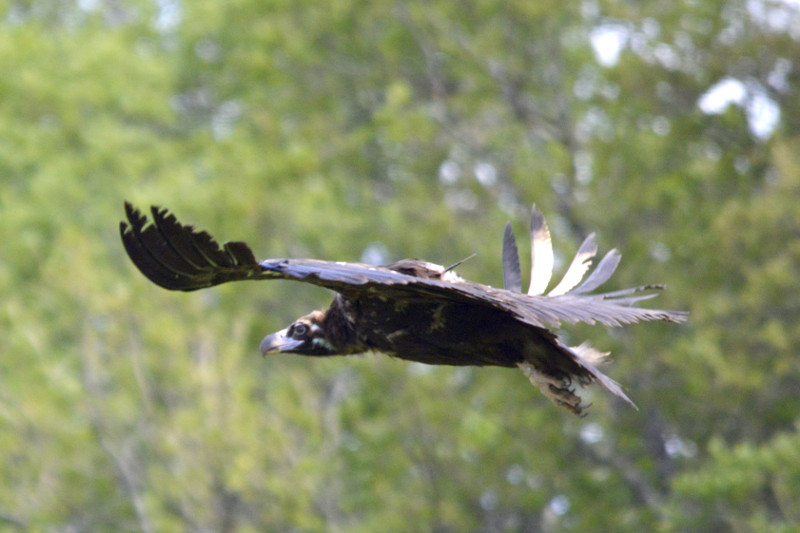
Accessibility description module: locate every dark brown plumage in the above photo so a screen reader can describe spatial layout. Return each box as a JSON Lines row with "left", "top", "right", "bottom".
{"left": 120, "top": 202, "right": 687, "bottom": 414}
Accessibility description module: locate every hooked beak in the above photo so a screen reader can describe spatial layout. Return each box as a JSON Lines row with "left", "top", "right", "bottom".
{"left": 260, "top": 328, "right": 304, "bottom": 356}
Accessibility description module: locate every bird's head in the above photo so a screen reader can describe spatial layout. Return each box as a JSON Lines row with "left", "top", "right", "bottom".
{"left": 260, "top": 310, "right": 337, "bottom": 357}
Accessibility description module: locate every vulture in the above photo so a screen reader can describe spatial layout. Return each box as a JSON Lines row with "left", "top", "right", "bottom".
{"left": 120, "top": 202, "right": 686, "bottom": 414}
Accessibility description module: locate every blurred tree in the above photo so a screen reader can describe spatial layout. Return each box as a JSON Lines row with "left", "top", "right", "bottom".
{"left": 1, "top": 0, "right": 798, "bottom": 531}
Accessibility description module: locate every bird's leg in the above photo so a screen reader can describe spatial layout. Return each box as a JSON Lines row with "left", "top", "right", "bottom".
{"left": 517, "top": 362, "right": 585, "bottom": 415}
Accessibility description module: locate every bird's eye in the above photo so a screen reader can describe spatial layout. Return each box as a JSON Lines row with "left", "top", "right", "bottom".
{"left": 292, "top": 323, "right": 309, "bottom": 338}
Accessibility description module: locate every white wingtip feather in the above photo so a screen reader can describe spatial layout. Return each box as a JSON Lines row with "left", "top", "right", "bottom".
{"left": 528, "top": 205, "right": 554, "bottom": 296}
{"left": 548, "top": 233, "right": 598, "bottom": 296}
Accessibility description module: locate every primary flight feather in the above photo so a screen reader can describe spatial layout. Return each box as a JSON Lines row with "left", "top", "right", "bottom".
{"left": 120, "top": 202, "right": 687, "bottom": 414}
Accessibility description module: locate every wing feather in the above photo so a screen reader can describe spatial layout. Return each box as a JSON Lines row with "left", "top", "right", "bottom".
{"left": 548, "top": 233, "right": 597, "bottom": 296}
{"left": 569, "top": 249, "right": 621, "bottom": 295}
{"left": 527, "top": 205, "right": 553, "bottom": 296}
{"left": 119, "top": 216, "right": 191, "bottom": 291}
{"left": 502, "top": 222, "right": 522, "bottom": 293}
{"left": 224, "top": 241, "right": 258, "bottom": 265}
{"left": 150, "top": 206, "right": 216, "bottom": 269}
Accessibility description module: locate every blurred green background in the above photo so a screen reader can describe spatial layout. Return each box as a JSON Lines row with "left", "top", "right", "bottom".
{"left": 2, "top": 0, "right": 799, "bottom": 531}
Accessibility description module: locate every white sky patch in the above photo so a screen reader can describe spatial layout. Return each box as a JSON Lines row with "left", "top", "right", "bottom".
{"left": 505, "top": 464, "right": 525, "bottom": 485}
{"left": 154, "top": 0, "right": 182, "bottom": 31}
{"left": 474, "top": 161, "right": 497, "bottom": 187}
{"left": 78, "top": 0, "right": 101, "bottom": 10}
{"left": 698, "top": 77, "right": 780, "bottom": 139}
{"left": 747, "top": 0, "right": 800, "bottom": 37}
{"left": 211, "top": 99, "right": 243, "bottom": 140}
{"left": 698, "top": 78, "right": 746, "bottom": 113}
{"left": 747, "top": 90, "right": 781, "bottom": 138}
{"left": 438, "top": 160, "right": 460, "bottom": 184}
{"left": 664, "top": 433, "right": 698, "bottom": 459}
{"left": 579, "top": 422, "right": 604, "bottom": 444}
{"left": 590, "top": 24, "right": 630, "bottom": 67}
{"left": 360, "top": 242, "right": 389, "bottom": 265}
{"left": 549, "top": 494, "right": 570, "bottom": 516}
{"left": 767, "top": 58, "right": 792, "bottom": 92}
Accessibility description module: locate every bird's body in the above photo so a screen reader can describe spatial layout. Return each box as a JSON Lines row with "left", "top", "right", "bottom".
{"left": 120, "top": 202, "right": 687, "bottom": 414}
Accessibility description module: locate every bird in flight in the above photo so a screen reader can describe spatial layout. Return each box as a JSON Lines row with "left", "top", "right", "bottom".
{"left": 120, "top": 202, "right": 686, "bottom": 414}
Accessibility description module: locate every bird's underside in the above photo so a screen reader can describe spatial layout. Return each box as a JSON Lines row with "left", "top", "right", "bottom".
{"left": 120, "top": 202, "right": 687, "bottom": 415}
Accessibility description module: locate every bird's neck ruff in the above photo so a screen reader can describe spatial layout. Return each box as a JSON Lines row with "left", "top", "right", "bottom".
{"left": 322, "top": 296, "right": 370, "bottom": 355}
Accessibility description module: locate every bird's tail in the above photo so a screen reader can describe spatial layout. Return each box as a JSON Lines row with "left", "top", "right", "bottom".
{"left": 567, "top": 340, "right": 637, "bottom": 411}
{"left": 518, "top": 340, "right": 637, "bottom": 415}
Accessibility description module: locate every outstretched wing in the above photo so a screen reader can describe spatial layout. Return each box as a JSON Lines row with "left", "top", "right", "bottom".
{"left": 120, "top": 202, "right": 264, "bottom": 290}
{"left": 120, "top": 202, "right": 687, "bottom": 329}
{"left": 120, "top": 202, "right": 420, "bottom": 292}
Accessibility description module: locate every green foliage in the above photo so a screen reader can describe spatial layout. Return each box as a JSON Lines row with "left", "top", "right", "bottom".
{"left": 1, "top": 0, "right": 799, "bottom": 531}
